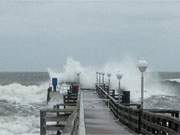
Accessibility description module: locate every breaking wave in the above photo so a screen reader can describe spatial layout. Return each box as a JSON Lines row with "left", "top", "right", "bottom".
{"left": 144, "top": 95, "right": 180, "bottom": 110}
{"left": 0, "top": 58, "right": 179, "bottom": 135}
{"left": 48, "top": 57, "right": 176, "bottom": 101}
{"left": 0, "top": 83, "right": 47, "bottom": 135}
{"left": 165, "top": 78, "right": 180, "bottom": 83}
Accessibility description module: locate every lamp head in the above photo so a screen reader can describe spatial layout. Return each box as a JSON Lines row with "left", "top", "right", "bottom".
{"left": 116, "top": 73, "right": 123, "bottom": 80}
{"left": 107, "top": 73, "right": 111, "bottom": 78}
{"left": 138, "top": 60, "right": 148, "bottom": 72}
{"left": 76, "top": 72, "right": 81, "bottom": 76}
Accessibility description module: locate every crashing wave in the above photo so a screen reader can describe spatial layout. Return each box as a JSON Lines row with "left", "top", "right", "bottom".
{"left": 0, "top": 83, "right": 47, "bottom": 135}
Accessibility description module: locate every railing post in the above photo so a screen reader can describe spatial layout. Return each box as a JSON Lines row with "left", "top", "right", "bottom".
{"left": 40, "top": 110, "right": 46, "bottom": 135}
{"left": 99, "top": 73, "right": 101, "bottom": 85}
{"left": 103, "top": 83, "right": 105, "bottom": 91}
{"left": 111, "top": 90, "right": 115, "bottom": 98}
{"left": 175, "top": 112, "right": 180, "bottom": 134}
{"left": 177, "top": 124, "right": 180, "bottom": 133}
{"left": 102, "top": 73, "right": 105, "bottom": 84}
{"left": 47, "top": 87, "right": 52, "bottom": 104}
{"left": 96, "top": 72, "right": 98, "bottom": 84}
{"left": 107, "top": 85, "right": 110, "bottom": 95}
{"left": 96, "top": 85, "right": 97, "bottom": 93}
{"left": 175, "top": 112, "right": 179, "bottom": 118}
{"left": 56, "top": 105, "right": 60, "bottom": 125}
{"left": 137, "top": 105, "right": 142, "bottom": 134}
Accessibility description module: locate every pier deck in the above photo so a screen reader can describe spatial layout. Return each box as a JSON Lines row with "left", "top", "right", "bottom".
{"left": 83, "top": 90, "right": 135, "bottom": 135}
{"left": 41, "top": 81, "right": 180, "bottom": 135}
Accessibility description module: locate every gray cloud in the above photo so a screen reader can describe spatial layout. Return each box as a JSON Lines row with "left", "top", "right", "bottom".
{"left": 0, "top": 0, "right": 180, "bottom": 71}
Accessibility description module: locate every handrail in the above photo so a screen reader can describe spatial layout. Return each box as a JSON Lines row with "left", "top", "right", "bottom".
{"left": 40, "top": 90, "right": 80, "bottom": 135}
{"left": 63, "top": 91, "right": 81, "bottom": 135}
{"left": 96, "top": 84, "right": 180, "bottom": 135}
{"left": 141, "top": 110, "right": 180, "bottom": 134}
{"left": 63, "top": 110, "right": 79, "bottom": 135}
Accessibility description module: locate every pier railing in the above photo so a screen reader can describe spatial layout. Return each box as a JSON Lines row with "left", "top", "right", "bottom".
{"left": 40, "top": 87, "right": 80, "bottom": 135}
{"left": 141, "top": 110, "right": 180, "bottom": 134}
{"left": 96, "top": 84, "right": 180, "bottom": 135}
{"left": 63, "top": 109, "right": 79, "bottom": 135}
{"left": 40, "top": 108, "right": 74, "bottom": 135}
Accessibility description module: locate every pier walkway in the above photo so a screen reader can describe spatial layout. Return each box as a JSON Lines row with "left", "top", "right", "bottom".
{"left": 83, "top": 90, "right": 134, "bottom": 135}
{"left": 41, "top": 81, "right": 180, "bottom": 135}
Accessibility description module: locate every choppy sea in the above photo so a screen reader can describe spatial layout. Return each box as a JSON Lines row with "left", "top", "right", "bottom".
{"left": 0, "top": 72, "right": 179, "bottom": 135}
{"left": 0, "top": 72, "right": 49, "bottom": 135}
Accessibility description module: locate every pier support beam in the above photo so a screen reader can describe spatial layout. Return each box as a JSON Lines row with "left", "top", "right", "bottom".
{"left": 40, "top": 111, "right": 46, "bottom": 135}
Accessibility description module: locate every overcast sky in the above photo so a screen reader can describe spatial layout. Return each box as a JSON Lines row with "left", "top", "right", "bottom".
{"left": 0, "top": 0, "right": 180, "bottom": 71}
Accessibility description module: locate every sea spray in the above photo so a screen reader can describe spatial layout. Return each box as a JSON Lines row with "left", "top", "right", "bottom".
{"left": 47, "top": 57, "right": 176, "bottom": 102}
{"left": 0, "top": 83, "right": 47, "bottom": 135}
{"left": 0, "top": 83, "right": 48, "bottom": 104}
{"left": 0, "top": 64, "right": 178, "bottom": 135}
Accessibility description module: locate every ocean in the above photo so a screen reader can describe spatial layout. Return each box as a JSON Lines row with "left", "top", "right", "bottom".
{"left": 0, "top": 72, "right": 179, "bottom": 134}
{"left": 0, "top": 72, "right": 49, "bottom": 135}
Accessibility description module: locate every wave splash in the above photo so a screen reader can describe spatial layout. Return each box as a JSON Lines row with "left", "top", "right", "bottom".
{"left": 0, "top": 83, "right": 47, "bottom": 104}
{"left": 0, "top": 83, "right": 47, "bottom": 135}
{"left": 48, "top": 57, "right": 176, "bottom": 101}
{"left": 0, "top": 58, "right": 179, "bottom": 135}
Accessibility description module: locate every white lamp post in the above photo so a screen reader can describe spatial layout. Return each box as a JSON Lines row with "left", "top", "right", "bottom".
{"left": 107, "top": 73, "right": 111, "bottom": 86}
{"left": 76, "top": 72, "right": 81, "bottom": 84}
{"left": 96, "top": 72, "right": 98, "bottom": 84}
{"left": 99, "top": 72, "right": 101, "bottom": 85}
{"left": 116, "top": 73, "right": 123, "bottom": 104}
{"left": 102, "top": 72, "right": 105, "bottom": 84}
{"left": 137, "top": 60, "right": 148, "bottom": 110}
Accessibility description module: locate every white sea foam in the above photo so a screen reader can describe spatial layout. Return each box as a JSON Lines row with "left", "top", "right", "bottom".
{"left": 0, "top": 83, "right": 47, "bottom": 104}
{"left": 0, "top": 58, "right": 177, "bottom": 135}
{"left": 0, "top": 116, "right": 39, "bottom": 135}
{"left": 0, "top": 83, "right": 47, "bottom": 135}
{"left": 165, "top": 78, "right": 180, "bottom": 83}
{"left": 48, "top": 57, "right": 176, "bottom": 101}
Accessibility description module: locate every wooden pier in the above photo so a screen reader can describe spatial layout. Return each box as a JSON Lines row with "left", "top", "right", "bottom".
{"left": 96, "top": 84, "right": 180, "bottom": 135}
{"left": 83, "top": 89, "right": 135, "bottom": 135}
{"left": 40, "top": 78, "right": 180, "bottom": 135}
{"left": 40, "top": 83, "right": 80, "bottom": 135}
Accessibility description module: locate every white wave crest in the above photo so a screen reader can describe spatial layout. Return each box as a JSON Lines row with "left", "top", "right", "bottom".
{"left": 165, "top": 78, "right": 180, "bottom": 83}
{"left": 0, "top": 83, "right": 47, "bottom": 135}
{"left": 48, "top": 57, "right": 176, "bottom": 101}
{"left": 0, "top": 83, "right": 48, "bottom": 104}
{"left": 0, "top": 116, "right": 39, "bottom": 135}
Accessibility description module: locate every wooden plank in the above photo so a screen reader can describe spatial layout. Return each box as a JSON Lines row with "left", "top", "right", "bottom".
{"left": 46, "top": 116, "right": 69, "bottom": 122}
{"left": 81, "top": 88, "right": 96, "bottom": 91}
{"left": 46, "top": 125, "right": 65, "bottom": 131}
{"left": 41, "top": 108, "right": 75, "bottom": 113}
{"left": 84, "top": 90, "right": 136, "bottom": 135}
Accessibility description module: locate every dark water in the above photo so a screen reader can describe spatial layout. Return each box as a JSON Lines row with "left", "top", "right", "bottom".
{"left": 0, "top": 72, "right": 49, "bottom": 86}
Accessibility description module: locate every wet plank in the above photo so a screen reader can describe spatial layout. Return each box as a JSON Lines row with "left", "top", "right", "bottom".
{"left": 83, "top": 90, "right": 136, "bottom": 135}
